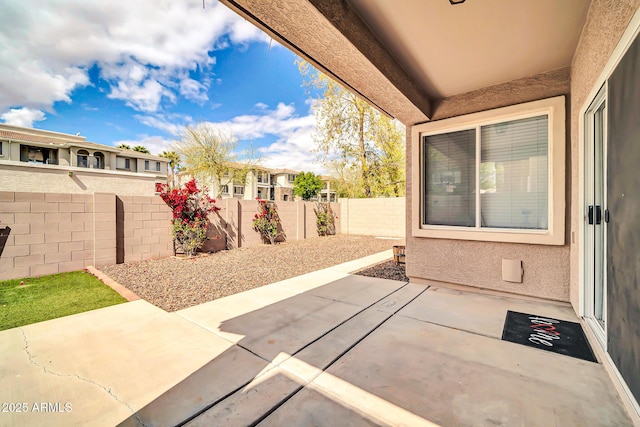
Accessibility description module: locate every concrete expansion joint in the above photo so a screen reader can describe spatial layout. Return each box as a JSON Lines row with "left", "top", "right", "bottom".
{"left": 19, "top": 328, "right": 140, "bottom": 421}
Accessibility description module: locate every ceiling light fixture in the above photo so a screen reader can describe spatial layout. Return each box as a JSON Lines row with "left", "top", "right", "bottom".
{"left": 450, "top": 0, "right": 466, "bottom": 4}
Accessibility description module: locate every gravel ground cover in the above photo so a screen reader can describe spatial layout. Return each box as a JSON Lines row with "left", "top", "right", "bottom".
{"left": 354, "top": 260, "right": 408, "bottom": 282}
{"left": 99, "top": 235, "right": 403, "bottom": 312}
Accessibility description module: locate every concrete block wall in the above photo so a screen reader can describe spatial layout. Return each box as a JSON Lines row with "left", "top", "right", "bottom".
{"left": 204, "top": 199, "right": 341, "bottom": 250}
{"left": 338, "top": 197, "right": 405, "bottom": 237}
{"left": 0, "top": 192, "right": 117, "bottom": 281}
{"left": 116, "top": 195, "right": 173, "bottom": 263}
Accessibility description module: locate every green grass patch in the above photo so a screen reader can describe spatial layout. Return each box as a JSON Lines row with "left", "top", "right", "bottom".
{"left": 0, "top": 270, "right": 127, "bottom": 331}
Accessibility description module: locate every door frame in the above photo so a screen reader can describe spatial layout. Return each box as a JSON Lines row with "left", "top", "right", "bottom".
{"left": 577, "top": 7, "right": 640, "bottom": 419}
{"left": 582, "top": 84, "right": 607, "bottom": 349}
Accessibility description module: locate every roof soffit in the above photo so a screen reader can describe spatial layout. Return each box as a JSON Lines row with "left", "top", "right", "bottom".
{"left": 220, "top": 0, "right": 431, "bottom": 124}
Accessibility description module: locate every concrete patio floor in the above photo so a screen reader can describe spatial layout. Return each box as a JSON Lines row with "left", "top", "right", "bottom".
{"left": 0, "top": 250, "right": 633, "bottom": 427}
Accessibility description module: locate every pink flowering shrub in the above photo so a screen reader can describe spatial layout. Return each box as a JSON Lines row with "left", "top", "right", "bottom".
{"left": 158, "top": 179, "right": 220, "bottom": 257}
{"left": 251, "top": 198, "right": 284, "bottom": 244}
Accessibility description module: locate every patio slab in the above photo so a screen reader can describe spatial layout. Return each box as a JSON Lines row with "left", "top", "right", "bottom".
{"left": 260, "top": 292, "right": 632, "bottom": 426}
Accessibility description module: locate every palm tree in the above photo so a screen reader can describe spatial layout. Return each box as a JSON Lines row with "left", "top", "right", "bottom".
{"left": 116, "top": 143, "right": 131, "bottom": 150}
{"left": 160, "top": 150, "right": 182, "bottom": 188}
{"left": 133, "top": 145, "right": 150, "bottom": 154}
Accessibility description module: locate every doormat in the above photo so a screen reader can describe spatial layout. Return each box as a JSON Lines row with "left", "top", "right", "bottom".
{"left": 501, "top": 311, "right": 597, "bottom": 362}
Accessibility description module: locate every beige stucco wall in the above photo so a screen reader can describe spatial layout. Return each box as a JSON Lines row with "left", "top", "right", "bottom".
{"left": 406, "top": 71, "right": 572, "bottom": 302}
{"left": 0, "top": 162, "right": 165, "bottom": 196}
{"left": 568, "top": 0, "right": 640, "bottom": 311}
{"left": 339, "top": 197, "right": 405, "bottom": 238}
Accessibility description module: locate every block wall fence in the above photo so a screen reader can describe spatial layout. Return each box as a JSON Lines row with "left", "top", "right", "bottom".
{"left": 338, "top": 197, "right": 405, "bottom": 238}
{"left": 0, "top": 193, "right": 403, "bottom": 280}
{"left": 201, "top": 199, "right": 342, "bottom": 252}
{"left": 0, "top": 191, "right": 173, "bottom": 281}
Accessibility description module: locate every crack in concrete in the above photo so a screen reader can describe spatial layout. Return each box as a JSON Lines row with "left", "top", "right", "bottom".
{"left": 20, "top": 328, "right": 149, "bottom": 427}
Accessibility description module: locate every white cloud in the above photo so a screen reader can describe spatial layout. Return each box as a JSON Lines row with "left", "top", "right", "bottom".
{"left": 179, "top": 78, "right": 209, "bottom": 104}
{"left": 1, "top": 108, "right": 47, "bottom": 127}
{"left": 132, "top": 103, "right": 322, "bottom": 172}
{"left": 135, "top": 114, "right": 192, "bottom": 136}
{"left": 0, "top": 0, "right": 272, "bottom": 117}
{"left": 254, "top": 102, "right": 269, "bottom": 110}
{"left": 206, "top": 103, "right": 322, "bottom": 173}
{"left": 112, "top": 135, "right": 176, "bottom": 155}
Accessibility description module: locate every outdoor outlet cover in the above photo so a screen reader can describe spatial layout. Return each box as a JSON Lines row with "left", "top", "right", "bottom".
{"left": 502, "top": 259, "right": 523, "bottom": 283}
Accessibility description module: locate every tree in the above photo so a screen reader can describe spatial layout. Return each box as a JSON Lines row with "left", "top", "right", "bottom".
{"left": 116, "top": 143, "right": 131, "bottom": 150}
{"left": 298, "top": 60, "right": 405, "bottom": 198}
{"left": 293, "top": 171, "right": 323, "bottom": 200}
{"left": 175, "top": 122, "right": 260, "bottom": 198}
{"left": 160, "top": 150, "right": 182, "bottom": 188}
{"left": 133, "top": 145, "right": 150, "bottom": 154}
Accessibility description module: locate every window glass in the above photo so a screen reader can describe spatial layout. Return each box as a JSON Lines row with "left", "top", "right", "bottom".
{"left": 422, "top": 115, "right": 549, "bottom": 231}
{"left": 480, "top": 116, "right": 548, "bottom": 229}
{"left": 423, "top": 129, "right": 476, "bottom": 227}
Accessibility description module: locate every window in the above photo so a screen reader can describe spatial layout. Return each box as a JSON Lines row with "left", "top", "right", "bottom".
{"left": 221, "top": 184, "right": 229, "bottom": 194}
{"left": 145, "top": 160, "right": 161, "bottom": 171}
{"left": 20, "top": 145, "right": 58, "bottom": 165}
{"left": 412, "top": 96, "right": 565, "bottom": 245}
{"left": 234, "top": 186, "right": 244, "bottom": 195}
{"left": 116, "top": 157, "right": 132, "bottom": 170}
{"left": 92, "top": 152, "right": 105, "bottom": 169}
{"left": 0, "top": 140, "right": 3, "bottom": 156}
{"left": 77, "top": 150, "right": 89, "bottom": 168}
{"left": 257, "top": 172, "right": 264, "bottom": 183}
{"left": 288, "top": 174, "right": 297, "bottom": 183}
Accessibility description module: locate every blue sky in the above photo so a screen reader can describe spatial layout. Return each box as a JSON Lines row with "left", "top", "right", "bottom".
{"left": 0, "top": 0, "right": 323, "bottom": 172}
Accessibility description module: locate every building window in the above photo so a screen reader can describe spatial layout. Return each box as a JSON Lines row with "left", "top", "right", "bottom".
{"left": 145, "top": 160, "right": 161, "bottom": 171}
{"left": 234, "top": 186, "right": 244, "bottom": 195}
{"left": 0, "top": 140, "right": 3, "bottom": 156}
{"left": 77, "top": 149, "right": 89, "bottom": 168}
{"left": 257, "top": 172, "right": 264, "bottom": 183}
{"left": 288, "top": 174, "right": 297, "bottom": 183}
{"left": 412, "top": 96, "right": 565, "bottom": 245}
{"left": 221, "top": 184, "right": 229, "bottom": 194}
{"left": 283, "top": 194, "right": 289, "bottom": 201}
{"left": 116, "top": 156, "right": 133, "bottom": 171}
{"left": 92, "top": 152, "right": 105, "bottom": 169}
{"left": 20, "top": 145, "right": 58, "bottom": 165}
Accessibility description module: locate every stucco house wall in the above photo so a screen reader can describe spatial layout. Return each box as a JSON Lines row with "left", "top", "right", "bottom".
{"left": 0, "top": 162, "right": 163, "bottom": 196}
{"left": 406, "top": 71, "right": 572, "bottom": 302}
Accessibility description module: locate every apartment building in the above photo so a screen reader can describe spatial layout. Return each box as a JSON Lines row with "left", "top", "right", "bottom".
{"left": 0, "top": 124, "right": 168, "bottom": 196}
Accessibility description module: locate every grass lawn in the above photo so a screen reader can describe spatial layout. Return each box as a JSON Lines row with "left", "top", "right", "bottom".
{"left": 0, "top": 270, "right": 127, "bottom": 331}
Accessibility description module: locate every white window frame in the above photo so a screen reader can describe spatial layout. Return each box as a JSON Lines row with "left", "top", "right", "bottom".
{"left": 233, "top": 185, "right": 244, "bottom": 195}
{"left": 411, "top": 96, "right": 565, "bottom": 245}
{"left": 221, "top": 184, "right": 229, "bottom": 194}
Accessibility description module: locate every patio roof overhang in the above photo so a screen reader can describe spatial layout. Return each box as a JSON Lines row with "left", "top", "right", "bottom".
{"left": 220, "top": 0, "right": 590, "bottom": 126}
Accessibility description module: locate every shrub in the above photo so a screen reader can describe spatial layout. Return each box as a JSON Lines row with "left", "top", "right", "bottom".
{"left": 315, "top": 202, "right": 336, "bottom": 236}
{"left": 158, "top": 179, "right": 220, "bottom": 257}
{"left": 252, "top": 198, "right": 284, "bottom": 244}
